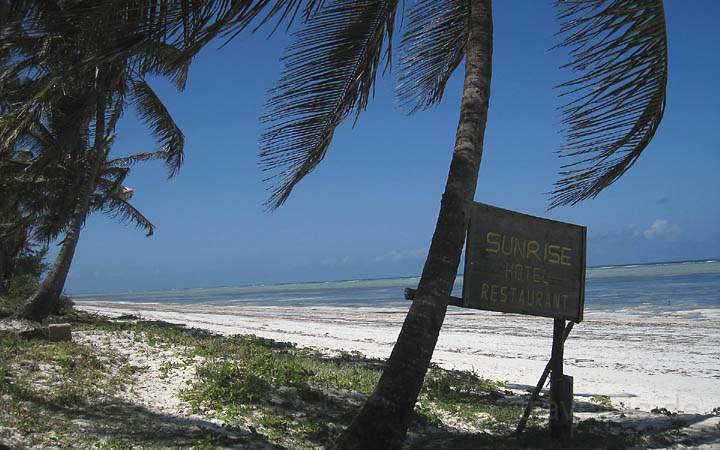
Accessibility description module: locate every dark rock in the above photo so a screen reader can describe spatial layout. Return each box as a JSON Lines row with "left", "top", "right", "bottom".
{"left": 18, "top": 327, "right": 47, "bottom": 339}
{"left": 0, "top": 306, "right": 13, "bottom": 319}
{"left": 48, "top": 323, "right": 72, "bottom": 341}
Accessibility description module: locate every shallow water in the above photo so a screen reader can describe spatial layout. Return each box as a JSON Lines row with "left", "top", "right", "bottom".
{"left": 74, "top": 260, "right": 720, "bottom": 317}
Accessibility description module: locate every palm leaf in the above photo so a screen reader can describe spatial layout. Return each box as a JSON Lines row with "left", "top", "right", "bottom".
{"left": 396, "top": 0, "right": 468, "bottom": 112}
{"left": 550, "top": 0, "right": 668, "bottom": 208}
{"left": 135, "top": 40, "right": 192, "bottom": 90}
{"left": 216, "top": 0, "right": 327, "bottom": 37}
{"left": 98, "top": 167, "right": 130, "bottom": 196}
{"left": 129, "top": 78, "right": 184, "bottom": 177}
{"left": 13, "top": 0, "right": 323, "bottom": 73}
{"left": 260, "top": 0, "right": 398, "bottom": 209}
{"left": 106, "top": 149, "right": 169, "bottom": 168}
{"left": 0, "top": 74, "right": 62, "bottom": 156}
{"left": 101, "top": 194, "right": 155, "bottom": 237}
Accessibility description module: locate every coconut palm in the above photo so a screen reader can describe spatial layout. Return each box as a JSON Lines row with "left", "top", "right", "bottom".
{"left": 13, "top": 88, "right": 182, "bottom": 321}
{"left": 1, "top": 146, "right": 158, "bottom": 301}
{"left": 2, "top": 101, "right": 169, "bottom": 319}
{"left": 1, "top": 3, "right": 188, "bottom": 320}
{"left": 251, "top": 1, "right": 668, "bottom": 447}
{"left": 3, "top": 0, "right": 668, "bottom": 445}
{"left": 16, "top": 87, "right": 182, "bottom": 321}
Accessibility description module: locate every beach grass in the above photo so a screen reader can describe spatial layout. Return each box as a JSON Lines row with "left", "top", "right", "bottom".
{"left": 1, "top": 311, "right": 717, "bottom": 449}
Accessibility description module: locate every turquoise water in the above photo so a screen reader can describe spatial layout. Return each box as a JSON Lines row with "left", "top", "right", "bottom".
{"left": 73, "top": 260, "right": 720, "bottom": 314}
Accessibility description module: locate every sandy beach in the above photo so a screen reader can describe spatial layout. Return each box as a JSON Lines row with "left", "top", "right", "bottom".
{"left": 77, "top": 301, "right": 720, "bottom": 414}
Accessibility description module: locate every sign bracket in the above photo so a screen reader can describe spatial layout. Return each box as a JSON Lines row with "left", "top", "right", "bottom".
{"left": 403, "top": 287, "right": 462, "bottom": 307}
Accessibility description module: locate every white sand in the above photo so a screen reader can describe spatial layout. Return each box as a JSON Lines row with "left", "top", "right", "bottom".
{"left": 77, "top": 302, "right": 720, "bottom": 414}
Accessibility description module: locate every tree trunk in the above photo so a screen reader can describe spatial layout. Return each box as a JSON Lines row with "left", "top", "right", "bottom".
{"left": 0, "top": 240, "right": 17, "bottom": 296}
{"left": 335, "top": 1, "right": 493, "bottom": 448}
{"left": 0, "top": 222, "right": 25, "bottom": 296}
{"left": 21, "top": 96, "right": 107, "bottom": 321}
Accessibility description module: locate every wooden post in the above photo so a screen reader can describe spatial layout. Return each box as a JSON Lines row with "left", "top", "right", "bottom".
{"left": 514, "top": 321, "right": 574, "bottom": 435}
{"left": 549, "top": 318, "right": 572, "bottom": 440}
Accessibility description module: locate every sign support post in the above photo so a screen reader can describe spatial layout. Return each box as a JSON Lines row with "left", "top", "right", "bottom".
{"left": 514, "top": 321, "right": 574, "bottom": 435}
{"left": 549, "top": 318, "right": 573, "bottom": 440}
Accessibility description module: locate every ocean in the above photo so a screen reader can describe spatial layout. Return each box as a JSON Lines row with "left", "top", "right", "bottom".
{"left": 74, "top": 260, "right": 720, "bottom": 317}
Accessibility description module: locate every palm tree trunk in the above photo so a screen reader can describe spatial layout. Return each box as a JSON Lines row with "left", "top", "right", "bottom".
{"left": 0, "top": 218, "right": 25, "bottom": 297}
{"left": 21, "top": 96, "right": 107, "bottom": 321}
{"left": 0, "top": 254, "right": 12, "bottom": 296}
{"left": 335, "top": 1, "right": 493, "bottom": 448}
{"left": 0, "top": 238, "right": 18, "bottom": 296}
{"left": 20, "top": 191, "right": 90, "bottom": 320}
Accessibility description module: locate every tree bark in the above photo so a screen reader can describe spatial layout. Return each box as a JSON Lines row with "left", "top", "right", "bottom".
{"left": 0, "top": 218, "right": 25, "bottom": 296}
{"left": 0, "top": 238, "right": 18, "bottom": 296}
{"left": 335, "top": 1, "right": 493, "bottom": 448}
{"left": 21, "top": 96, "right": 107, "bottom": 321}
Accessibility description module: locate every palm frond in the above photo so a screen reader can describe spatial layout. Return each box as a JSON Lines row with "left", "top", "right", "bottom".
{"left": 135, "top": 41, "right": 192, "bottom": 90}
{"left": 260, "top": 0, "right": 398, "bottom": 209}
{"left": 550, "top": 0, "right": 668, "bottom": 208}
{"left": 129, "top": 78, "right": 184, "bottom": 177}
{"left": 0, "top": 74, "right": 62, "bottom": 156}
{"left": 9, "top": 0, "right": 323, "bottom": 75}
{"left": 106, "top": 86, "right": 128, "bottom": 133}
{"left": 396, "top": 0, "right": 468, "bottom": 112}
{"left": 97, "top": 168, "right": 130, "bottom": 195}
{"left": 102, "top": 194, "right": 155, "bottom": 237}
{"left": 217, "top": 0, "right": 326, "bottom": 36}
{"left": 106, "top": 149, "right": 169, "bottom": 168}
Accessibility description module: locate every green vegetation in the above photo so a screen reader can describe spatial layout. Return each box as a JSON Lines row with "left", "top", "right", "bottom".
{"left": 0, "top": 315, "right": 710, "bottom": 449}
{"left": 0, "top": 244, "right": 47, "bottom": 316}
{"left": 590, "top": 395, "right": 613, "bottom": 408}
{"left": 418, "top": 367, "right": 526, "bottom": 432}
{"left": 0, "top": 333, "right": 123, "bottom": 402}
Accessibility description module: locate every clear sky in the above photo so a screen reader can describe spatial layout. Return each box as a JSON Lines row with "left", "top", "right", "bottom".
{"left": 62, "top": 1, "right": 720, "bottom": 293}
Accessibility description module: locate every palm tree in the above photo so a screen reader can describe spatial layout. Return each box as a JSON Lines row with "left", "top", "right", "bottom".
{"left": 252, "top": 0, "right": 668, "bottom": 447}
{"left": 1, "top": 3, "right": 187, "bottom": 320}
{"left": 4, "top": 0, "right": 668, "bottom": 445}
{"left": 17, "top": 145, "right": 166, "bottom": 321}
{"left": 16, "top": 86, "right": 182, "bottom": 321}
{"left": 1, "top": 151, "right": 158, "bottom": 289}
{"left": 1, "top": 96, "right": 170, "bottom": 319}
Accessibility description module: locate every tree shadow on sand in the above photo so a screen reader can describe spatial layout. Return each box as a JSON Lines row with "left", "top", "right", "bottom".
{"left": 408, "top": 398, "right": 719, "bottom": 450}
{"left": 11, "top": 383, "right": 279, "bottom": 447}
{"left": 5, "top": 384, "right": 283, "bottom": 448}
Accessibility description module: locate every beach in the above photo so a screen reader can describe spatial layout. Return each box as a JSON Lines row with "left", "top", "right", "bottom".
{"left": 77, "top": 300, "right": 720, "bottom": 414}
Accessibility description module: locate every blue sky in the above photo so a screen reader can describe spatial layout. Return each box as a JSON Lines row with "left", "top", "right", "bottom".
{"left": 62, "top": 1, "right": 720, "bottom": 293}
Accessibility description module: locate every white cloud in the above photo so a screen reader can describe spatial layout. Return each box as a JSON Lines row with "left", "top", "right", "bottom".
{"left": 320, "top": 255, "right": 351, "bottom": 266}
{"left": 372, "top": 247, "right": 428, "bottom": 263}
{"left": 643, "top": 219, "right": 681, "bottom": 240}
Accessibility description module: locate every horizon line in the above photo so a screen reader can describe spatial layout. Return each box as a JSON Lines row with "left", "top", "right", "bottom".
{"left": 68, "top": 256, "right": 718, "bottom": 297}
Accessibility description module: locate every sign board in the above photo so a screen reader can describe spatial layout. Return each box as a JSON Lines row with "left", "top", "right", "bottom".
{"left": 462, "top": 203, "right": 586, "bottom": 322}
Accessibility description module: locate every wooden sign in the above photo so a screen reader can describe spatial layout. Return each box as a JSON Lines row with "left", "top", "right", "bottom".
{"left": 462, "top": 203, "right": 586, "bottom": 322}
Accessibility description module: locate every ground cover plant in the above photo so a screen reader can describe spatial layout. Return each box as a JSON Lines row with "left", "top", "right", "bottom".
{"left": 2, "top": 310, "right": 716, "bottom": 449}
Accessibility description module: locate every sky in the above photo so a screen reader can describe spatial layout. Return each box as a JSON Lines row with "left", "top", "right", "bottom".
{"left": 61, "top": 1, "right": 720, "bottom": 293}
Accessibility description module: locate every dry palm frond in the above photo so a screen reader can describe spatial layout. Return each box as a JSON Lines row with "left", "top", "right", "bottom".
{"left": 550, "top": 0, "right": 668, "bottom": 208}
{"left": 260, "top": 0, "right": 398, "bottom": 209}
{"left": 396, "top": 0, "right": 468, "bottom": 112}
